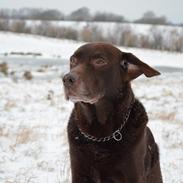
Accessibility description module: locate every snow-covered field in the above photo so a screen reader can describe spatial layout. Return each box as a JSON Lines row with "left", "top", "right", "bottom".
{"left": 0, "top": 32, "right": 183, "bottom": 183}
{"left": 1, "top": 31, "right": 183, "bottom": 69}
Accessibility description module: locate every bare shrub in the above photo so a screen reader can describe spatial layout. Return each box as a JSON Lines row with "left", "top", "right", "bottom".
{"left": 175, "top": 33, "right": 183, "bottom": 52}
{"left": 0, "top": 19, "right": 9, "bottom": 30}
{"left": 138, "top": 35, "right": 151, "bottom": 49}
{"left": 32, "top": 22, "right": 78, "bottom": 40}
{"left": 149, "top": 26, "right": 164, "bottom": 50}
{"left": 45, "top": 24, "right": 58, "bottom": 37}
{"left": 10, "top": 20, "right": 27, "bottom": 33}
{"left": 119, "top": 27, "right": 138, "bottom": 47}
{"left": 31, "top": 21, "right": 49, "bottom": 35}
{"left": 80, "top": 25, "right": 93, "bottom": 42}
{"left": 165, "top": 29, "right": 183, "bottom": 52}
{"left": 106, "top": 24, "right": 123, "bottom": 45}
{"left": 23, "top": 71, "right": 33, "bottom": 80}
{"left": 80, "top": 25, "right": 106, "bottom": 42}
{"left": 59, "top": 27, "right": 78, "bottom": 40}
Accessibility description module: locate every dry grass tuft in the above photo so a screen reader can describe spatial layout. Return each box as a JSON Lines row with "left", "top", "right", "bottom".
{"left": 23, "top": 71, "right": 33, "bottom": 80}
{"left": 0, "top": 127, "right": 9, "bottom": 137}
{"left": 14, "top": 128, "right": 46, "bottom": 146}
{"left": 157, "top": 112, "right": 176, "bottom": 121}
{"left": 15, "top": 128, "right": 32, "bottom": 145}
{"left": 4, "top": 100, "right": 17, "bottom": 111}
{"left": 0, "top": 62, "right": 8, "bottom": 75}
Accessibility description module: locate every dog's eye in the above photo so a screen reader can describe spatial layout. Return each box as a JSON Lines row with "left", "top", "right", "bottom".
{"left": 70, "top": 57, "right": 78, "bottom": 67}
{"left": 92, "top": 59, "right": 108, "bottom": 67}
{"left": 121, "top": 60, "right": 128, "bottom": 70}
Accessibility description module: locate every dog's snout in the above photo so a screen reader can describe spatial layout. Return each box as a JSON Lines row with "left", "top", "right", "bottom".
{"left": 63, "top": 73, "right": 76, "bottom": 87}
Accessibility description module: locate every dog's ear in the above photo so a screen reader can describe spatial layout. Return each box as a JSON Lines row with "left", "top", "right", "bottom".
{"left": 120, "top": 52, "right": 160, "bottom": 80}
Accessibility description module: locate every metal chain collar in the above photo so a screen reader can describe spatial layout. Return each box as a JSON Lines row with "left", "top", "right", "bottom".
{"left": 78, "top": 99, "right": 135, "bottom": 143}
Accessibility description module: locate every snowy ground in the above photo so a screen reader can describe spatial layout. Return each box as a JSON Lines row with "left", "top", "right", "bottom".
{"left": 1, "top": 31, "right": 183, "bottom": 68}
{"left": 0, "top": 32, "right": 183, "bottom": 183}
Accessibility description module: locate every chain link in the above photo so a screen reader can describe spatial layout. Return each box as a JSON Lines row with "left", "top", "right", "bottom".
{"left": 78, "top": 99, "right": 135, "bottom": 142}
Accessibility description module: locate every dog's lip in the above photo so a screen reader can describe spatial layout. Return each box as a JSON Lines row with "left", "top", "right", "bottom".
{"left": 64, "top": 87, "right": 90, "bottom": 98}
{"left": 65, "top": 91, "right": 103, "bottom": 104}
{"left": 69, "top": 95, "right": 101, "bottom": 104}
{"left": 64, "top": 86, "right": 104, "bottom": 104}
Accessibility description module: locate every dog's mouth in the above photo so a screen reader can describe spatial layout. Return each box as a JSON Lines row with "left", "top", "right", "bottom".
{"left": 69, "top": 95, "right": 101, "bottom": 104}
{"left": 64, "top": 87, "right": 103, "bottom": 104}
{"left": 63, "top": 73, "right": 105, "bottom": 104}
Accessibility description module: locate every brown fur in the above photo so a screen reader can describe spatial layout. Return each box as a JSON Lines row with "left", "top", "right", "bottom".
{"left": 63, "top": 43, "right": 163, "bottom": 183}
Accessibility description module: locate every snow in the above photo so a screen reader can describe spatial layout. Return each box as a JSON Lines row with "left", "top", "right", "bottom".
{"left": 0, "top": 32, "right": 183, "bottom": 183}
{"left": 0, "top": 31, "right": 83, "bottom": 59}
{"left": 0, "top": 31, "right": 183, "bottom": 69}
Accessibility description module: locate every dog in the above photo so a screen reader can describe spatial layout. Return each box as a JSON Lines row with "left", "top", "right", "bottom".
{"left": 63, "top": 43, "right": 163, "bottom": 183}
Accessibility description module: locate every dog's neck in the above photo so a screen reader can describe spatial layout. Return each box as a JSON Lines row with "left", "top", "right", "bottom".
{"left": 74, "top": 84, "right": 134, "bottom": 137}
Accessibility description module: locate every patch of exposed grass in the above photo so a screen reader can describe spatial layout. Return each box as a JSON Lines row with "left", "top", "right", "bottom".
{"left": 23, "top": 71, "right": 33, "bottom": 80}
{"left": 0, "top": 62, "right": 8, "bottom": 75}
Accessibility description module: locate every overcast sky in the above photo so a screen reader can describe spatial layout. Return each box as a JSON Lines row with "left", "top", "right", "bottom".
{"left": 1, "top": 0, "right": 182, "bottom": 23}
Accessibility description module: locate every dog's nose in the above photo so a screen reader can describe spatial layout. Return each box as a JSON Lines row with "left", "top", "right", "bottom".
{"left": 63, "top": 73, "right": 76, "bottom": 87}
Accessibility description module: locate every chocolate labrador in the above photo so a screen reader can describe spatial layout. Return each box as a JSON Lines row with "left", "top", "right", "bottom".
{"left": 63, "top": 43, "right": 163, "bottom": 183}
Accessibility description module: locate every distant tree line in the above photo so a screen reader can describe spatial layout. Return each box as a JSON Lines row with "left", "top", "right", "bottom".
{"left": 0, "top": 7, "right": 125, "bottom": 23}
{"left": 0, "top": 19, "right": 183, "bottom": 52}
{"left": 0, "top": 7, "right": 178, "bottom": 25}
{"left": 134, "top": 11, "right": 169, "bottom": 25}
{"left": 0, "top": 7, "right": 183, "bottom": 52}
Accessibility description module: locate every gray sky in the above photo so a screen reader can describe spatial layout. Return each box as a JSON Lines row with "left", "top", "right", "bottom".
{"left": 0, "top": 0, "right": 182, "bottom": 23}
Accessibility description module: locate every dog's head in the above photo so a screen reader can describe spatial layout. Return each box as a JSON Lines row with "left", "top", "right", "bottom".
{"left": 63, "top": 43, "right": 160, "bottom": 104}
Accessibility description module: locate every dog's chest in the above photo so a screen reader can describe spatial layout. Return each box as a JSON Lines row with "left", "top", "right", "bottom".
{"left": 82, "top": 142, "right": 125, "bottom": 164}
{"left": 93, "top": 146, "right": 113, "bottom": 162}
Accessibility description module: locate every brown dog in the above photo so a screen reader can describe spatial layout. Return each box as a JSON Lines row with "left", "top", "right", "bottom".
{"left": 63, "top": 43, "right": 163, "bottom": 183}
